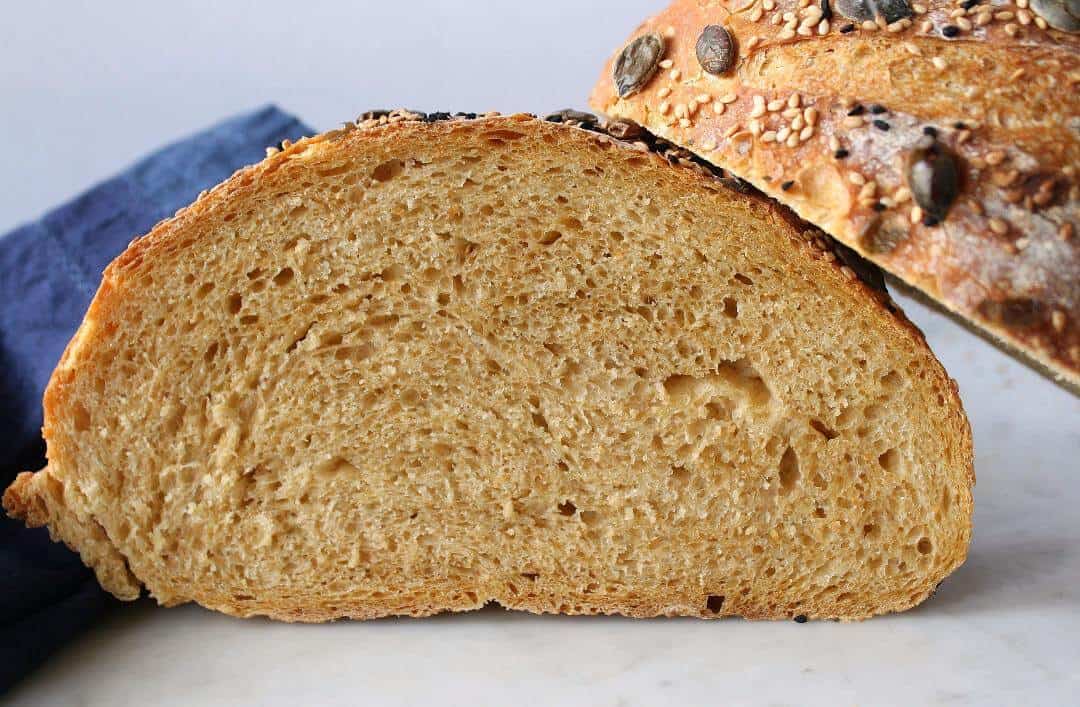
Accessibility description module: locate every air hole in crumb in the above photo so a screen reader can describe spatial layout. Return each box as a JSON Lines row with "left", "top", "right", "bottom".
{"left": 734, "top": 273, "right": 753, "bottom": 286}
{"left": 671, "top": 466, "right": 690, "bottom": 485}
{"left": 226, "top": 293, "right": 243, "bottom": 314}
{"left": 722, "top": 297, "right": 739, "bottom": 318}
{"left": 778, "top": 447, "right": 800, "bottom": 494}
{"left": 863, "top": 523, "right": 880, "bottom": 538}
{"left": 917, "top": 538, "right": 933, "bottom": 555}
{"left": 239, "top": 315, "right": 259, "bottom": 326}
{"left": 531, "top": 412, "right": 549, "bottom": 432}
{"left": 809, "top": 419, "right": 838, "bottom": 440}
{"left": 706, "top": 595, "right": 725, "bottom": 613}
{"left": 557, "top": 500, "right": 577, "bottom": 516}
{"left": 814, "top": 507, "right": 826, "bottom": 518}
{"left": 539, "top": 230, "right": 563, "bottom": 246}
{"left": 372, "top": 159, "right": 405, "bottom": 182}
{"left": 580, "top": 510, "right": 600, "bottom": 526}
{"left": 196, "top": 283, "right": 215, "bottom": 299}
{"left": 72, "top": 403, "right": 91, "bottom": 432}
{"left": 272, "top": 268, "right": 295, "bottom": 286}
{"left": 879, "top": 448, "right": 900, "bottom": 473}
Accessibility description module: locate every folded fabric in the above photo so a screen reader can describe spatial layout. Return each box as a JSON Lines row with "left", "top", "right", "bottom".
{"left": 0, "top": 105, "right": 311, "bottom": 694}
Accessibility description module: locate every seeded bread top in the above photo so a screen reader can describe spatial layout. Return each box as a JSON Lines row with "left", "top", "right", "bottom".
{"left": 590, "top": 0, "right": 1080, "bottom": 394}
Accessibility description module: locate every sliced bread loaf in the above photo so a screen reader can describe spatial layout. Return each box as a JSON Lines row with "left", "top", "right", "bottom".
{"left": 4, "top": 111, "right": 973, "bottom": 621}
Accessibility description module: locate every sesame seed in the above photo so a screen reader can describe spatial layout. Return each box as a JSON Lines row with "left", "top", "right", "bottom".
{"left": 1004, "top": 22, "right": 1019, "bottom": 35}
{"left": 750, "top": 5, "right": 765, "bottom": 21}
{"left": 995, "top": 10, "right": 1015, "bottom": 19}
{"left": 988, "top": 218, "right": 1009, "bottom": 235}
{"left": 862, "top": 20, "right": 878, "bottom": 30}
{"left": 657, "top": 87, "right": 671, "bottom": 98}
{"left": 797, "top": 25, "right": 813, "bottom": 36}
{"left": 721, "top": 93, "right": 738, "bottom": 104}
{"left": 843, "top": 115, "right": 865, "bottom": 129}
{"left": 1017, "top": 8, "right": 1032, "bottom": 24}
{"left": 702, "top": 139, "right": 718, "bottom": 151}
{"left": 805, "top": 107, "right": 819, "bottom": 126}
{"left": 750, "top": 96, "right": 767, "bottom": 118}
{"left": 904, "top": 41, "right": 922, "bottom": 55}
{"left": 696, "top": 93, "right": 712, "bottom": 104}
{"left": 942, "top": 25, "right": 959, "bottom": 37}
{"left": 880, "top": 197, "right": 896, "bottom": 208}
{"left": 950, "top": 8, "right": 966, "bottom": 18}
{"left": 749, "top": 119, "right": 763, "bottom": 136}
{"left": 834, "top": 148, "right": 850, "bottom": 159}
{"left": 792, "top": 114, "right": 805, "bottom": 131}
{"left": 658, "top": 101, "right": 672, "bottom": 115}
{"left": 957, "top": 130, "right": 972, "bottom": 145}
{"left": 762, "top": 131, "right": 778, "bottom": 142}
{"left": 920, "top": 19, "right": 934, "bottom": 32}
{"left": 768, "top": 98, "right": 786, "bottom": 112}
{"left": 659, "top": 59, "right": 674, "bottom": 69}
{"left": 1052, "top": 311, "right": 1067, "bottom": 332}
{"left": 1010, "top": 68, "right": 1025, "bottom": 81}
{"left": 849, "top": 172, "right": 866, "bottom": 185}
{"left": 985, "top": 151, "right": 1006, "bottom": 166}
{"left": 894, "top": 187, "right": 912, "bottom": 202}
{"left": 675, "top": 103, "right": 689, "bottom": 119}
{"left": 955, "top": 17, "right": 972, "bottom": 30}
{"left": 975, "top": 11, "right": 992, "bottom": 25}
{"left": 786, "top": 133, "right": 800, "bottom": 148}
{"left": 931, "top": 56, "right": 948, "bottom": 71}
{"left": 818, "top": 19, "right": 830, "bottom": 34}
{"left": 778, "top": 27, "right": 796, "bottom": 39}
{"left": 771, "top": 13, "right": 784, "bottom": 25}
{"left": 777, "top": 126, "right": 792, "bottom": 142}
{"left": 913, "top": 2, "right": 928, "bottom": 12}
{"left": 886, "top": 20, "right": 906, "bottom": 31}
{"left": 911, "top": 205, "right": 924, "bottom": 224}
{"left": 670, "top": 68, "right": 682, "bottom": 81}
{"left": 800, "top": 125, "right": 815, "bottom": 141}
{"left": 712, "top": 101, "right": 726, "bottom": 115}
{"left": 1015, "top": 237, "right": 1030, "bottom": 250}
{"left": 859, "top": 182, "right": 878, "bottom": 199}
{"left": 724, "top": 124, "right": 741, "bottom": 138}
{"left": 746, "top": 36, "right": 762, "bottom": 50}
{"left": 840, "top": 22, "right": 856, "bottom": 32}
{"left": 782, "top": 107, "right": 802, "bottom": 120}
{"left": 781, "top": 180, "right": 795, "bottom": 191}
{"left": 764, "top": 0, "right": 776, "bottom": 9}
{"left": 1034, "top": 16, "right": 1047, "bottom": 28}
{"left": 789, "top": 92, "right": 802, "bottom": 108}
{"left": 1017, "top": 0, "right": 1029, "bottom": 7}
{"left": 873, "top": 119, "right": 891, "bottom": 131}
{"left": 679, "top": 118, "right": 692, "bottom": 128}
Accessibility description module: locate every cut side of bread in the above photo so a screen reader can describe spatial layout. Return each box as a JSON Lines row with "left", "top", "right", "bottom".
{"left": 3, "top": 112, "right": 973, "bottom": 622}
{"left": 590, "top": 0, "right": 1080, "bottom": 395}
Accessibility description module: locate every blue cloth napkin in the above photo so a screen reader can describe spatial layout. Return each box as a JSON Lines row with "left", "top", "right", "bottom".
{"left": 0, "top": 105, "right": 311, "bottom": 693}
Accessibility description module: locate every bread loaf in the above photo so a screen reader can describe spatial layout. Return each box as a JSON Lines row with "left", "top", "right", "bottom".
{"left": 3, "top": 111, "right": 973, "bottom": 621}
{"left": 590, "top": 0, "right": 1080, "bottom": 394}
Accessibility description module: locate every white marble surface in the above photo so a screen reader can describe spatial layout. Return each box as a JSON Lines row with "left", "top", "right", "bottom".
{"left": 4, "top": 2, "right": 1079, "bottom": 705}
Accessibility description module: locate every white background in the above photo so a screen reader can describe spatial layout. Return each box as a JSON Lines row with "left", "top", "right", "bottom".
{"left": 3, "top": 2, "right": 1079, "bottom": 705}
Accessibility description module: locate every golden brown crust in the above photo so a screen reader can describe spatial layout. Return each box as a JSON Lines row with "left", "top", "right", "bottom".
{"left": 5, "top": 112, "right": 973, "bottom": 621}
{"left": 590, "top": 0, "right": 1080, "bottom": 394}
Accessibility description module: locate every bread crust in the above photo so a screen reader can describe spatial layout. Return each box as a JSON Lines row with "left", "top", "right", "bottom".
{"left": 590, "top": 0, "right": 1080, "bottom": 394}
{"left": 4, "top": 112, "right": 973, "bottom": 621}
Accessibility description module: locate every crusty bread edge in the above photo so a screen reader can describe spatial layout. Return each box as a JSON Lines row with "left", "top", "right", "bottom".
{"left": 3, "top": 112, "right": 974, "bottom": 621}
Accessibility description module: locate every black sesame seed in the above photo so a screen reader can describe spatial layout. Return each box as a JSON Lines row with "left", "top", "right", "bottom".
{"left": 847, "top": 105, "right": 866, "bottom": 116}
{"left": 840, "top": 22, "right": 856, "bottom": 33}
{"left": 794, "top": 614, "right": 808, "bottom": 623}
{"left": 961, "top": 0, "right": 978, "bottom": 9}
{"left": 821, "top": 0, "right": 833, "bottom": 20}
{"left": 953, "top": 121, "right": 967, "bottom": 130}
{"left": 923, "top": 126, "right": 939, "bottom": 138}
{"left": 873, "top": 119, "right": 891, "bottom": 131}
{"left": 834, "top": 148, "right": 850, "bottom": 159}
{"left": 869, "top": 104, "right": 887, "bottom": 114}
{"left": 922, "top": 214, "right": 941, "bottom": 227}
{"left": 942, "top": 25, "right": 959, "bottom": 37}
{"left": 873, "top": 201, "right": 887, "bottom": 212}
{"left": 781, "top": 180, "right": 795, "bottom": 191}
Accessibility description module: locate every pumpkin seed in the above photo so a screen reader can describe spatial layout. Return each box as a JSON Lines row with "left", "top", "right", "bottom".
{"left": 613, "top": 33, "right": 665, "bottom": 98}
{"left": 696, "top": 25, "right": 736, "bottom": 76}
{"left": 833, "top": 0, "right": 913, "bottom": 24}
{"left": 1030, "top": 0, "right": 1080, "bottom": 31}
{"left": 907, "top": 138, "right": 960, "bottom": 224}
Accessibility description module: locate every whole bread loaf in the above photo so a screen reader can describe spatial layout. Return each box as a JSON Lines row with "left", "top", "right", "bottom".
{"left": 4, "top": 111, "right": 972, "bottom": 621}
{"left": 590, "top": 0, "right": 1080, "bottom": 393}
